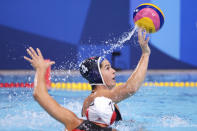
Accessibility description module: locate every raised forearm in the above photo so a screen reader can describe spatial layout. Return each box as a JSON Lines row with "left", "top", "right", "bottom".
{"left": 33, "top": 68, "right": 48, "bottom": 98}
{"left": 126, "top": 28, "right": 150, "bottom": 92}
{"left": 126, "top": 53, "right": 150, "bottom": 93}
{"left": 110, "top": 29, "right": 151, "bottom": 103}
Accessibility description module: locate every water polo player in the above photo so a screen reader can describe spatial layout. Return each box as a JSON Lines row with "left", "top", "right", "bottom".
{"left": 24, "top": 47, "right": 117, "bottom": 131}
{"left": 80, "top": 28, "right": 150, "bottom": 123}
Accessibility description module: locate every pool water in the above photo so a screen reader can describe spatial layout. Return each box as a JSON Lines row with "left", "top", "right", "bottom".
{"left": 0, "top": 72, "right": 197, "bottom": 131}
{"left": 0, "top": 86, "right": 197, "bottom": 131}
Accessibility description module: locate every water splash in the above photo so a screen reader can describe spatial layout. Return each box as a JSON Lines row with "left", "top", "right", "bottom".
{"left": 0, "top": 110, "right": 63, "bottom": 130}
{"left": 160, "top": 115, "right": 190, "bottom": 127}
{"left": 113, "top": 120, "right": 146, "bottom": 131}
{"left": 49, "top": 26, "right": 138, "bottom": 82}
{"left": 102, "top": 25, "right": 137, "bottom": 57}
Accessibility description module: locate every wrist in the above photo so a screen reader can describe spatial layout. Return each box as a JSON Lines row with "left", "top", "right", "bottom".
{"left": 142, "top": 52, "right": 150, "bottom": 57}
{"left": 36, "top": 67, "right": 47, "bottom": 74}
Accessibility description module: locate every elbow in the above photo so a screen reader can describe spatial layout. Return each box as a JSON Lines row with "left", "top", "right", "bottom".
{"left": 132, "top": 86, "right": 138, "bottom": 92}
{"left": 126, "top": 87, "right": 138, "bottom": 97}
{"left": 33, "top": 89, "right": 47, "bottom": 101}
{"left": 129, "top": 87, "right": 138, "bottom": 95}
{"left": 125, "top": 84, "right": 138, "bottom": 96}
{"left": 132, "top": 83, "right": 142, "bottom": 93}
{"left": 33, "top": 91, "right": 40, "bottom": 101}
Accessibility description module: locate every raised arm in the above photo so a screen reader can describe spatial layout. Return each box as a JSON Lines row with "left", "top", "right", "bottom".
{"left": 110, "top": 28, "right": 150, "bottom": 103}
{"left": 24, "top": 47, "right": 82, "bottom": 130}
{"left": 82, "top": 28, "right": 151, "bottom": 115}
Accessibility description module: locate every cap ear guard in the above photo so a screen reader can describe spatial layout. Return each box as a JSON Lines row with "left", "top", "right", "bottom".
{"left": 96, "top": 57, "right": 106, "bottom": 86}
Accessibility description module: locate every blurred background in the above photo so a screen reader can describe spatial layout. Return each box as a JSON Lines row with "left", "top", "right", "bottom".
{"left": 0, "top": 0, "right": 197, "bottom": 70}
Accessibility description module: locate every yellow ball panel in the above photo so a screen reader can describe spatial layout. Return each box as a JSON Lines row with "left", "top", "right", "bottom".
{"left": 135, "top": 17, "right": 156, "bottom": 33}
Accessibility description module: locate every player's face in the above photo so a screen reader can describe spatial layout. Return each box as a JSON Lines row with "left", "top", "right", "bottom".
{"left": 100, "top": 59, "right": 116, "bottom": 89}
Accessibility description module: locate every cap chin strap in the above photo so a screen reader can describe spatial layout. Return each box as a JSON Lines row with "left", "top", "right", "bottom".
{"left": 98, "top": 57, "right": 106, "bottom": 86}
{"left": 90, "top": 57, "right": 106, "bottom": 86}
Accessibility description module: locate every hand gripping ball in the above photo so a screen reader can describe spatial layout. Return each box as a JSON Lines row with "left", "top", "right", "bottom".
{"left": 133, "top": 3, "right": 164, "bottom": 33}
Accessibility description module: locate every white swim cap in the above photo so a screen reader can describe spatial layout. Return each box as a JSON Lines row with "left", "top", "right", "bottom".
{"left": 86, "top": 97, "right": 117, "bottom": 126}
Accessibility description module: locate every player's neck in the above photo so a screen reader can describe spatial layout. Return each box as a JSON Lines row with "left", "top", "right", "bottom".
{"left": 92, "top": 85, "right": 108, "bottom": 93}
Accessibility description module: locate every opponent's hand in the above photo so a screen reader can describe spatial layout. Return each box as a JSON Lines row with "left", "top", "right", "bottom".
{"left": 138, "top": 28, "right": 151, "bottom": 55}
{"left": 24, "top": 47, "right": 55, "bottom": 71}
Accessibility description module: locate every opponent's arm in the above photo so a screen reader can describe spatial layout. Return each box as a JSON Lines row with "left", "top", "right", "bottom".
{"left": 24, "top": 47, "right": 82, "bottom": 130}
{"left": 110, "top": 28, "right": 150, "bottom": 103}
